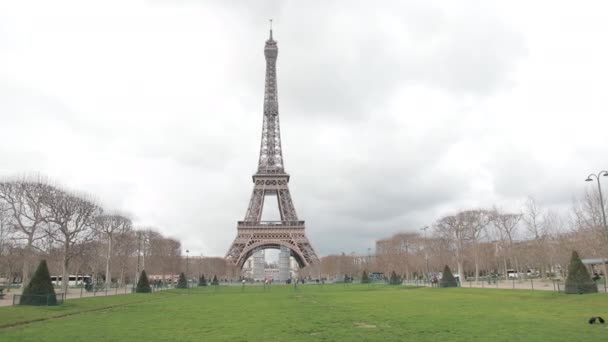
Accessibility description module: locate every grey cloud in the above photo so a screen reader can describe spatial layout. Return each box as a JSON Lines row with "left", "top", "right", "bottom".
{"left": 1, "top": 1, "right": 605, "bottom": 258}
{"left": 227, "top": 1, "right": 526, "bottom": 121}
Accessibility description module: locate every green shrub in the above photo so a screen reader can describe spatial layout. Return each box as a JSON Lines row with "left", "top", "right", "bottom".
{"left": 136, "top": 270, "right": 152, "bottom": 293}
{"left": 440, "top": 265, "right": 458, "bottom": 288}
{"left": 198, "top": 275, "right": 207, "bottom": 286}
{"left": 211, "top": 275, "right": 219, "bottom": 286}
{"left": 361, "top": 270, "right": 370, "bottom": 284}
{"left": 176, "top": 272, "right": 188, "bottom": 289}
{"left": 565, "top": 251, "right": 597, "bottom": 294}
{"left": 20, "top": 260, "right": 58, "bottom": 306}
{"left": 389, "top": 271, "right": 401, "bottom": 285}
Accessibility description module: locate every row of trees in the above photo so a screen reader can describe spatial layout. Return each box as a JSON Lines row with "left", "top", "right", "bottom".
{"left": 301, "top": 191, "right": 607, "bottom": 281}
{"left": 0, "top": 178, "right": 183, "bottom": 294}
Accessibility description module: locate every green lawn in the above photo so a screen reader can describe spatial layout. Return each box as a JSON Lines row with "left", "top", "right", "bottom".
{"left": 0, "top": 284, "right": 606, "bottom": 341}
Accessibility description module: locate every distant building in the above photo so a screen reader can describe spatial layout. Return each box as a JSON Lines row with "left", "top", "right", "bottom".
{"left": 148, "top": 274, "right": 180, "bottom": 283}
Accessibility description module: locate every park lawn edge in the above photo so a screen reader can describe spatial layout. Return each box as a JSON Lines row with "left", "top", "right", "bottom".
{"left": 0, "top": 292, "right": 173, "bottom": 329}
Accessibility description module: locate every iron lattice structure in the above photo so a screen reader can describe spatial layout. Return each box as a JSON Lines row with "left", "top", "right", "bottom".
{"left": 225, "top": 30, "right": 319, "bottom": 269}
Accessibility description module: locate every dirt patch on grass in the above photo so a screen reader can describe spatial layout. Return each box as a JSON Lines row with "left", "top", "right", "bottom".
{"left": 354, "top": 322, "right": 376, "bottom": 329}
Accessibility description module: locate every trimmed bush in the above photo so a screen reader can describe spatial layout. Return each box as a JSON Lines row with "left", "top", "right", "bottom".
{"left": 440, "top": 265, "right": 458, "bottom": 288}
{"left": 20, "top": 260, "right": 58, "bottom": 306}
{"left": 361, "top": 270, "right": 370, "bottom": 284}
{"left": 177, "top": 272, "right": 188, "bottom": 289}
{"left": 565, "top": 251, "right": 597, "bottom": 294}
{"left": 136, "top": 270, "right": 152, "bottom": 293}
{"left": 198, "top": 275, "right": 207, "bottom": 287}
{"left": 389, "top": 271, "right": 401, "bottom": 285}
{"left": 211, "top": 275, "right": 219, "bottom": 286}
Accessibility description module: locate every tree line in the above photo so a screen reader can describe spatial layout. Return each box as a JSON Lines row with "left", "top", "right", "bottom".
{"left": 301, "top": 190, "right": 608, "bottom": 281}
{"left": 0, "top": 178, "right": 183, "bottom": 294}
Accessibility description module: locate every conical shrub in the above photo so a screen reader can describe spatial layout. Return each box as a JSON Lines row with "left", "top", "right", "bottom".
{"left": 389, "top": 271, "right": 401, "bottom": 285}
{"left": 440, "top": 265, "right": 458, "bottom": 288}
{"left": 211, "top": 275, "right": 219, "bottom": 286}
{"left": 136, "top": 270, "right": 152, "bottom": 293}
{"left": 20, "top": 260, "right": 58, "bottom": 306}
{"left": 177, "top": 272, "right": 187, "bottom": 289}
{"left": 361, "top": 270, "right": 370, "bottom": 284}
{"left": 565, "top": 251, "right": 597, "bottom": 294}
{"left": 198, "top": 275, "right": 207, "bottom": 286}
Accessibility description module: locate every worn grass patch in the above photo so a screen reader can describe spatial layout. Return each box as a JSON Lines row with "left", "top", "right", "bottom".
{"left": 1, "top": 284, "right": 606, "bottom": 341}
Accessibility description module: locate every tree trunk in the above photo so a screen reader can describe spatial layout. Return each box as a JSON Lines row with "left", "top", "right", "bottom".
{"left": 474, "top": 244, "right": 480, "bottom": 282}
{"left": 105, "top": 235, "right": 113, "bottom": 289}
{"left": 21, "top": 235, "right": 34, "bottom": 288}
{"left": 119, "top": 265, "right": 125, "bottom": 286}
{"left": 455, "top": 243, "right": 465, "bottom": 283}
{"left": 457, "top": 260, "right": 464, "bottom": 284}
{"left": 62, "top": 242, "right": 70, "bottom": 295}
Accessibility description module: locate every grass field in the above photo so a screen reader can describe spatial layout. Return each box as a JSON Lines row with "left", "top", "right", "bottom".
{"left": 1, "top": 284, "right": 607, "bottom": 341}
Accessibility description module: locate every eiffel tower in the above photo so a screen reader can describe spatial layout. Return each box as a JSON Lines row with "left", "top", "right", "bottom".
{"left": 225, "top": 28, "right": 319, "bottom": 273}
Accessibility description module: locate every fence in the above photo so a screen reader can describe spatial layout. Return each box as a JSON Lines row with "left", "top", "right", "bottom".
{"left": 13, "top": 293, "right": 65, "bottom": 306}
{"left": 402, "top": 277, "right": 608, "bottom": 293}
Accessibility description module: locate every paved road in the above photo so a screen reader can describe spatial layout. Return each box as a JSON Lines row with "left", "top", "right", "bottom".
{"left": 0, "top": 286, "right": 147, "bottom": 307}
{"left": 404, "top": 279, "right": 608, "bottom": 292}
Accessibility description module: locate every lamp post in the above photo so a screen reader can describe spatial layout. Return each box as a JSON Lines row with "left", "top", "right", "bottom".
{"left": 186, "top": 249, "right": 190, "bottom": 290}
{"left": 585, "top": 170, "right": 608, "bottom": 291}
{"left": 585, "top": 171, "right": 608, "bottom": 237}
{"left": 420, "top": 226, "right": 430, "bottom": 281}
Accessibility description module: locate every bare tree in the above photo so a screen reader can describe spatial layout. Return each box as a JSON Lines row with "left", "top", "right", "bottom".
{"left": 1, "top": 244, "right": 24, "bottom": 288}
{"left": 0, "top": 180, "right": 53, "bottom": 287}
{"left": 156, "top": 237, "right": 181, "bottom": 281}
{"left": 434, "top": 213, "right": 470, "bottom": 281}
{"left": 95, "top": 214, "right": 132, "bottom": 288}
{"left": 572, "top": 188, "right": 606, "bottom": 230}
{"left": 44, "top": 189, "right": 101, "bottom": 294}
{"left": 492, "top": 208, "right": 522, "bottom": 279}
{"left": 0, "top": 202, "right": 14, "bottom": 285}
{"left": 138, "top": 228, "right": 161, "bottom": 272}
{"left": 375, "top": 232, "right": 425, "bottom": 278}
{"left": 113, "top": 230, "right": 138, "bottom": 285}
{"left": 462, "top": 210, "right": 493, "bottom": 281}
{"left": 522, "top": 197, "right": 551, "bottom": 277}
{"left": 0, "top": 201, "right": 11, "bottom": 259}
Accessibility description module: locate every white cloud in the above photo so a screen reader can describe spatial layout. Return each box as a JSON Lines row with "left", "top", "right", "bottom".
{"left": 1, "top": 0, "right": 607, "bottom": 256}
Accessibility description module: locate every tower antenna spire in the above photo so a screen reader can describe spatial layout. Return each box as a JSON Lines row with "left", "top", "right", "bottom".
{"left": 269, "top": 19, "right": 273, "bottom": 39}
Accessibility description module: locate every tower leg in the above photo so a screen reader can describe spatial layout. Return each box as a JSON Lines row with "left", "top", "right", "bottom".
{"left": 253, "top": 249, "right": 265, "bottom": 281}
{"left": 279, "top": 246, "right": 291, "bottom": 282}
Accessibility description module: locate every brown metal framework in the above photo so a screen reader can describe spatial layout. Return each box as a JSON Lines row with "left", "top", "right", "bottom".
{"left": 225, "top": 29, "right": 318, "bottom": 269}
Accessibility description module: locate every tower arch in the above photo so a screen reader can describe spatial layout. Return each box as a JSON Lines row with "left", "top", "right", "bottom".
{"left": 225, "top": 28, "right": 318, "bottom": 278}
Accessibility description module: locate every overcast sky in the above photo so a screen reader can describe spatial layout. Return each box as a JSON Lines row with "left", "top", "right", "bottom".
{"left": 1, "top": 1, "right": 607, "bottom": 257}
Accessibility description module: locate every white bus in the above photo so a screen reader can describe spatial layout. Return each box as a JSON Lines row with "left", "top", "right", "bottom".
{"left": 50, "top": 275, "right": 92, "bottom": 286}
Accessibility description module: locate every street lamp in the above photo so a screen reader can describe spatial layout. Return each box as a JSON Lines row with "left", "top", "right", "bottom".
{"left": 585, "top": 170, "right": 608, "bottom": 290}
{"left": 585, "top": 171, "right": 608, "bottom": 236}
{"left": 186, "top": 249, "right": 190, "bottom": 289}
{"left": 420, "top": 226, "right": 430, "bottom": 280}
